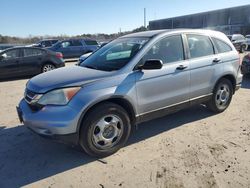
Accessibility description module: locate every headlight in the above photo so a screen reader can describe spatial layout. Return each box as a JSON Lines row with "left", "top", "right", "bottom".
{"left": 38, "top": 87, "right": 81, "bottom": 105}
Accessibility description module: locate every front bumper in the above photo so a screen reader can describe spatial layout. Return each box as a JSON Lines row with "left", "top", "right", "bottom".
{"left": 17, "top": 99, "right": 80, "bottom": 144}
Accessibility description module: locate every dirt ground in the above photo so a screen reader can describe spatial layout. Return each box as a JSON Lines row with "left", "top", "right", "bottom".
{"left": 0, "top": 61, "right": 250, "bottom": 188}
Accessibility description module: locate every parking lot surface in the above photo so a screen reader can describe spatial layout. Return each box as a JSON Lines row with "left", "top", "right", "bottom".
{"left": 0, "top": 61, "right": 250, "bottom": 188}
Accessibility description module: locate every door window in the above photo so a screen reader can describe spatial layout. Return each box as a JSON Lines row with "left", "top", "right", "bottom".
{"left": 85, "top": 40, "right": 98, "bottom": 45}
{"left": 61, "top": 41, "right": 73, "bottom": 48}
{"left": 212, "top": 38, "right": 232, "bottom": 53}
{"left": 72, "top": 40, "right": 82, "bottom": 46}
{"left": 1, "top": 49, "right": 20, "bottom": 60}
{"left": 142, "top": 35, "right": 184, "bottom": 64}
{"left": 43, "top": 41, "right": 52, "bottom": 47}
{"left": 23, "top": 49, "right": 43, "bottom": 57}
{"left": 187, "top": 34, "right": 214, "bottom": 58}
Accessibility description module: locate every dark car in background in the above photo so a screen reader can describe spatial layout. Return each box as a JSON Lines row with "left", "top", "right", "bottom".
{"left": 227, "top": 34, "right": 248, "bottom": 53}
{"left": 30, "top": 39, "right": 59, "bottom": 48}
{"left": 0, "top": 47, "right": 65, "bottom": 79}
{"left": 48, "top": 38, "right": 99, "bottom": 59}
{"left": 246, "top": 35, "right": 250, "bottom": 50}
{"left": 241, "top": 53, "right": 250, "bottom": 75}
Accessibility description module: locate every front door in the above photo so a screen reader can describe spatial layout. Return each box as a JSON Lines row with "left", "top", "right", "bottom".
{"left": 0, "top": 49, "right": 21, "bottom": 79}
{"left": 135, "top": 35, "right": 190, "bottom": 117}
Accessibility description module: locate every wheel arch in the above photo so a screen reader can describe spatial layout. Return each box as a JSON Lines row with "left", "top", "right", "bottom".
{"left": 214, "top": 74, "right": 236, "bottom": 93}
{"left": 41, "top": 61, "right": 56, "bottom": 72}
{"left": 76, "top": 96, "right": 137, "bottom": 138}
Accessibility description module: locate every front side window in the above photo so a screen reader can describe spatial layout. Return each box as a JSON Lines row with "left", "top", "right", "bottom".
{"left": 187, "top": 34, "right": 214, "bottom": 58}
{"left": 81, "top": 37, "right": 149, "bottom": 71}
{"left": 1, "top": 49, "right": 20, "bottom": 60}
{"left": 61, "top": 41, "right": 73, "bottom": 48}
{"left": 142, "top": 35, "right": 184, "bottom": 64}
{"left": 212, "top": 38, "right": 232, "bottom": 53}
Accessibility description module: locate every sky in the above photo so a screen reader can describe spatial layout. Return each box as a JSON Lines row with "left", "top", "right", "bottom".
{"left": 1, "top": 0, "right": 249, "bottom": 37}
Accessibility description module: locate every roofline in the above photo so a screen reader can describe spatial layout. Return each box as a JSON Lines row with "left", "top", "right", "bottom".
{"left": 119, "top": 29, "right": 225, "bottom": 39}
{"left": 149, "top": 4, "right": 250, "bottom": 23}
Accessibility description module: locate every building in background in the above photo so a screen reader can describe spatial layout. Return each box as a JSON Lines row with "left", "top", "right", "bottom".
{"left": 149, "top": 5, "right": 250, "bottom": 35}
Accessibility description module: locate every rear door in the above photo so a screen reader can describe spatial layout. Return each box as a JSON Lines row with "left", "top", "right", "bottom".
{"left": 0, "top": 49, "right": 21, "bottom": 79}
{"left": 19, "top": 48, "right": 45, "bottom": 75}
{"left": 71, "top": 40, "right": 85, "bottom": 57}
{"left": 185, "top": 34, "right": 218, "bottom": 99}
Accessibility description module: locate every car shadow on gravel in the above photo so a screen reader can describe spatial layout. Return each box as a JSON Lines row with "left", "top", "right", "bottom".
{"left": 0, "top": 75, "right": 32, "bottom": 82}
{"left": 0, "top": 105, "right": 214, "bottom": 187}
{"left": 242, "top": 75, "right": 250, "bottom": 89}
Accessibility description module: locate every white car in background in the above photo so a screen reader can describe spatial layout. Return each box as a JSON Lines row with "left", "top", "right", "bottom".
{"left": 77, "top": 52, "right": 93, "bottom": 65}
{"left": 77, "top": 42, "right": 109, "bottom": 65}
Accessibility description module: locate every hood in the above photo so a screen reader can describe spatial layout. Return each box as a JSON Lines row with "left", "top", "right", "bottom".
{"left": 27, "top": 66, "right": 112, "bottom": 93}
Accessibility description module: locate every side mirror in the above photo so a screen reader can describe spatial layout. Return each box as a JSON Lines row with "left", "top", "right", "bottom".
{"left": 139, "top": 59, "right": 163, "bottom": 70}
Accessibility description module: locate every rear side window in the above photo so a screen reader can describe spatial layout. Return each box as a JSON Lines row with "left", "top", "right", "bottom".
{"left": 187, "top": 34, "right": 214, "bottom": 59}
{"left": 43, "top": 41, "right": 52, "bottom": 47}
{"left": 85, "top": 40, "right": 98, "bottom": 45}
{"left": 51, "top": 40, "right": 58, "bottom": 44}
{"left": 143, "top": 35, "right": 184, "bottom": 64}
{"left": 72, "top": 40, "right": 82, "bottom": 46}
{"left": 23, "top": 49, "right": 43, "bottom": 57}
{"left": 212, "top": 38, "right": 232, "bottom": 53}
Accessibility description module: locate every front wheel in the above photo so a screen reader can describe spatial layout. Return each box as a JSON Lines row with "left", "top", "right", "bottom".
{"left": 206, "top": 78, "right": 233, "bottom": 113}
{"left": 79, "top": 102, "right": 131, "bottom": 157}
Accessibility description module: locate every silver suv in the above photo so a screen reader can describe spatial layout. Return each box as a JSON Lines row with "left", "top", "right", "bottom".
{"left": 17, "top": 29, "right": 242, "bottom": 157}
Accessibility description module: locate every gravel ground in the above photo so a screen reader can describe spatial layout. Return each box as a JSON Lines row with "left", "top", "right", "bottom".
{"left": 0, "top": 60, "right": 250, "bottom": 188}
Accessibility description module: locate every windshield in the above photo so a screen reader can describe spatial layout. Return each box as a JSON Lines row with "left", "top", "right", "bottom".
{"left": 80, "top": 37, "right": 149, "bottom": 71}
{"left": 227, "top": 35, "right": 232, "bottom": 40}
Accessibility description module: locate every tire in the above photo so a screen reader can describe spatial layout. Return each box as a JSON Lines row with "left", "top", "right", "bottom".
{"left": 42, "top": 64, "right": 55, "bottom": 73}
{"left": 206, "top": 78, "right": 233, "bottom": 113}
{"left": 79, "top": 102, "right": 131, "bottom": 157}
{"left": 240, "top": 45, "right": 246, "bottom": 53}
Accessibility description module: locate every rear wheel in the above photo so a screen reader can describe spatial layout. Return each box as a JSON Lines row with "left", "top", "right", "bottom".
{"left": 42, "top": 64, "right": 55, "bottom": 73}
{"left": 79, "top": 102, "right": 131, "bottom": 157}
{"left": 207, "top": 78, "right": 233, "bottom": 113}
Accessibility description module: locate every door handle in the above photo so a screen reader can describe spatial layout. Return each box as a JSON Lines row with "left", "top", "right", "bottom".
{"left": 176, "top": 65, "right": 188, "bottom": 70}
{"left": 213, "top": 58, "right": 221, "bottom": 63}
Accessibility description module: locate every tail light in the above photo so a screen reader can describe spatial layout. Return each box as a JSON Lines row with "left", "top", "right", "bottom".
{"left": 56, "top": 52, "right": 63, "bottom": 59}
